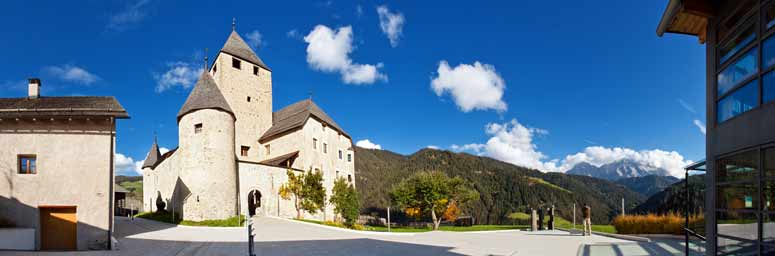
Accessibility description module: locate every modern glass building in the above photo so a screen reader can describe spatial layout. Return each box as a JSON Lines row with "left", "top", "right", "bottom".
{"left": 657, "top": 1, "right": 775, "bottom": 255}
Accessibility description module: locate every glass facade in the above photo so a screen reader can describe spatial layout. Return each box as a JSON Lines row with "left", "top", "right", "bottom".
{"left": 716, "top": 148, "right": 775, "bottom": 255}
{"left": 763, "top": 71, "right": 775, "bottom": 104}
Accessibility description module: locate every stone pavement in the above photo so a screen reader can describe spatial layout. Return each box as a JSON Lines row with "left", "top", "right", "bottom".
{"left": 0, "top": 216, "right": 694, "bottom": 255}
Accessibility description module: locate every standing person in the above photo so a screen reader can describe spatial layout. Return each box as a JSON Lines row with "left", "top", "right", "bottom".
{"left": 537, "top": 207, "right": 545, "bottom": 230}
{"left": 582, "top": 204, "right": 592, "bottom": 236}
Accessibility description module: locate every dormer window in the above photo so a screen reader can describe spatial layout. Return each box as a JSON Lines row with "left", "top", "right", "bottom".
{"left": 253, "top": 66, "right": 259, "bottom": 76}
{"left": 232, "top": 58, "right": 241, "bottom": 69}
{"left": 194, "top": 123, "right": 203, "bottom": 133}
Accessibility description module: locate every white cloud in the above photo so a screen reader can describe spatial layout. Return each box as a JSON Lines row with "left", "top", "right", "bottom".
{"left": 356, "top": 139, "right": 382, "bottom": 150}
{"left": 431, "top": 61, "right": 507, "bottom": 112}
{"left": 245, "top": 30, "right": 263, "bottom": 49}
{"left": 678, "top": 99, "right": 697, "bottom": 114}
{"left": 693, "top": 119, "right": 707, "bottom": 135}
{"left": 42, "top": 65, "right": 101, "bottom": 85}
{"left": 153, "top": 61, "right": 203, "bottom": 93}
{"left": 453, "top": 119, "right": 692, "bottom": 177}
{"left": 159, "top": 147, "right": 170, "bottom": 155}
{"left": 377, "top": 5, "right": 405, "bottom": 47}
{"left": 115, "top": 153, "right": 143, "bottom": 175}
{"left": 287, "top": 29, "right": 301, "bottom": 39}
{"left": 426, "top": 145, "right": 440, "bottom": 150}
{"left": 356, "top": 5, "right": 364, "bottom": 17}
{"left": 303, "top": 25, "right": 387, "bottom": 85}
{"left": 451, "top": 143, "right": 486, "bottom": 155}
{"left": 107, "top": 0, "right": 152, "bottom": 32}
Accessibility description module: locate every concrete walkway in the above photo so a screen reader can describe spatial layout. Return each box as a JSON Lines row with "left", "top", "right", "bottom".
{"left": 0, "top": 216, "right": 693, "bottom": 255}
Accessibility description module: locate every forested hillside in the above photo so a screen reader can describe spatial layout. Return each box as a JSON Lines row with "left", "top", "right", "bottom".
{"left": 632, "top": 174, "right": 705, "bottom": 215}
{"left": 615, "top": 175, "right": 680, "bottom": 197}
{"left": 354, "top": 147, "right": 645, "bottom": 224}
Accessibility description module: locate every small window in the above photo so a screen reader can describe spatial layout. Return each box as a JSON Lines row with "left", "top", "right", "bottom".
{"left": 247, "top": 96, "right": 251, "bottom": 102}
{"left": 213, "top": 64, "right": 217, "bottom": 74}
{"left": 253, "top": 66, "right": 259, "bottom": 76}
{"left": 338, "top": 150, "right": 343, "bottom": 160}
{"left": 348, "top": 174, "right": 352, "bottom": 183}
{"left": 18, "top": 155, "right": 36, "bottom": 174}
{"left": 348, "top": 153, "right": 352, "bottom": 162}
{"left": 265, "top": 145, "right": 271, "bottom": 156}
{"left": 241, "top": 146, "right": 250, "bottom": 157}
{"left": 323, "top": 143, "right": 328, "bottom": 154}
{"left": 194, "top": 123, "right": 203, "bottom": 133}
{"left": 313, "top": 138, "right": 318, "bottom": 150}
{"left": 336, "top": 170, "right": 340, "bottom": 177}
{"left": 232, "top": 58, "right": 241, "bottom": 69}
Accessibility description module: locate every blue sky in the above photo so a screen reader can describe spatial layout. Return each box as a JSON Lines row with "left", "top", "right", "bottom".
{"left": 0, "top": 1, "right": 706, "bottom": 176}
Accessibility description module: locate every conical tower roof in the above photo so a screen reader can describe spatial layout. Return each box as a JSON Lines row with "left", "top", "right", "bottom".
{"left": 221, "top": 31, "right": 270, "bottom": 71}
{"left": 177, "top": 71, "right": 233, "bottom": 121}
{"left": 142, "top": 139, "right": 162, "bottom": 169}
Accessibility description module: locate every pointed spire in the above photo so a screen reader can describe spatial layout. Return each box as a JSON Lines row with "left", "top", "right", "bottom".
{"left": 142, "top": 136, "right": 162, "bottom": 169}
{"left": 232, "top": 17, "right": 236, "bottom": 31}
{"left": 220, "top": 27, "right": 271, "bottom": 71}
{"left": 204, "top": 48, "right": 209, "bottom": 70}
{"left": 177, "top": 70, "right": 234, "bottom": 121}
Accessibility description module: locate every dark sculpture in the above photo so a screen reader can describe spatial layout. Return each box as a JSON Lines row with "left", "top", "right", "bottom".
{"left": 156, "top": 191, "right": 166, "bottom": 213}
{"left": 548, "top": 206, "right": 555, "bottom": 230}
{"left": 537, "top": 207, "right": 545, "bottom": 230}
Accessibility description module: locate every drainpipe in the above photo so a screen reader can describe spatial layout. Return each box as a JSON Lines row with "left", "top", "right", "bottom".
{"left": 108, "top": 117, "right": 115, "bottom": 250}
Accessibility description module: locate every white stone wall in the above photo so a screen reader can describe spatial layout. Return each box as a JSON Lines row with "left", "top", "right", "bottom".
{"left": 0, "top": 119, "right": 114, "bottom": 250}
{"left": 211, "top": 52, "right": 272, "bottom": 163}
{"left": 237, "top": 162, "right": 333, "bottom": 221}
{"left": 144, "top": 109, "right": 239, "bottom": 222}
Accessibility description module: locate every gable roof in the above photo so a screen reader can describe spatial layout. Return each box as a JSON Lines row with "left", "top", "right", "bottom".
{"left": 141, "top": 140, "right": 162, "bottom": 169}
{"left": 0, "top": 96, "right": 129, "bottom": 119}
{"left": 259, "top": 150, "right": 300, "bottom": 168}
{"left": 177, "top": 71, "right": 234, "bottom": 121}
{"left": 220, "top": 31, "right": 270, "bottom": 71}
{"left": 259, "top": 99, "right": 349, "bottom": 143}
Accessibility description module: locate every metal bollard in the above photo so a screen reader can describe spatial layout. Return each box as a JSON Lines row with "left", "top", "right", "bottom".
{"left": 247, "top": 217, "right": 256, "bottom": 256}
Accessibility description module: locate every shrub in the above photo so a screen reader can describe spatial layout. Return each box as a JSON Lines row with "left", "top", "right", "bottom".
{"left": 612, "top": 213, "right": 704, "bottom": 235}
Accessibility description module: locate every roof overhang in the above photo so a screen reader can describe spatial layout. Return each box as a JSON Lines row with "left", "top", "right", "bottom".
{"left": 656, "top": 0, "right": 715, "bottom": 44}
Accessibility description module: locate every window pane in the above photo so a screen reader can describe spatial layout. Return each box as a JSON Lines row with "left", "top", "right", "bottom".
{"left": 717, "top": 235, "right": 758, "bottom": 256}
{"left": 718, "top": 0, "right": 756, "bottom": 41}
{"left": 720, "top": 23, "right": 755, "bottom": 65}
{"left": 768, "top": 147, "right": 775, "bottom": 179}
{"left": 718, "top": 48, "right": 757, "bottom": 96}
{"left": 717, "top": 80, "right": 759, "bottom": 123}
{"left": 765, "top": 213, "right": 775, "bottom": 245}
{"left": 767, "top": 3, "right": 775, "bottom": 30}
{"left": 717, "top": 150, "right": 759, "bottom": 183}
{"left": 718, "top": 183, "right": 758, "bottom": 210}
{"left": 765, "top": 181, "right": 775, "bottom": 211}
{"left": 718, "top": 211, "right": 758, "bottom": 241}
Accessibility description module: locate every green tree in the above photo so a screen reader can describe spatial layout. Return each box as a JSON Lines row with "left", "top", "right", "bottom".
{"left": 279, "top": 169, "right": 305, "bottom": 219}
{"left": 301, "top": 169, "right": 326, "bottom": 215}
{"left": 330, "top": 177, "right": 360, "bottom": 227}
{"left": 390, "top": 171, "right": 478, "bottom": 230}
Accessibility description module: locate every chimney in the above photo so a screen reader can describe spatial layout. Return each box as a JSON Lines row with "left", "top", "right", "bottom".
{"left": 28, "top": 78, "right": 40, "bottom": 99}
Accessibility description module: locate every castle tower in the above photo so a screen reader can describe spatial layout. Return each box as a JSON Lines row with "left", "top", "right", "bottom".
{"left": 209, "top": 26, "right": 272, "bottom": 162}
{"left": 176, "top": 70, "right": 238, "bottom": 221}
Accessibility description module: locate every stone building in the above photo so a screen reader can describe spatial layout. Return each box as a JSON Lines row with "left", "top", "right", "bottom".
{"left": 0, "top": 79, "right": 129, "bottom": 250}
{"left": 142, "top": 27, "right": 355, "bottom": 222}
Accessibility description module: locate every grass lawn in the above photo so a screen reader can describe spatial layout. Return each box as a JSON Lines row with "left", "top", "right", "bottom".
{"left": 135, "top": 211, "right": 245, "bottom": 227}
{"left": 508, "top": 212, "right": 618, "bottom": 234}
{"left": 295, "top": 218, "right": 525, "bottom": 232}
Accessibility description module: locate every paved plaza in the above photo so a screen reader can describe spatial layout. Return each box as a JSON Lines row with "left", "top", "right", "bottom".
{"left": 0, "top": 216, "right": 696, "bottom": 255}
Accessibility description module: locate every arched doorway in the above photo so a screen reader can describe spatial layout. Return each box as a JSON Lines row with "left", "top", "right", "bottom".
{"left": 247, "top": 189, "right": 262, "bottom": 216}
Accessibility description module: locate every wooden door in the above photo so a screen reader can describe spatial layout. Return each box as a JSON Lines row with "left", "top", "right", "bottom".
{"left": 39, "top": 206, "right": 77, "bottom": 250}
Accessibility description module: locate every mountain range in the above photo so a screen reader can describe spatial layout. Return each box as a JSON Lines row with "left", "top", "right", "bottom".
{"left": 566, "top": 159, "right": 672, "bottom": 181}
{"left": 354, "top": 147, "right": 645, "bottom": 224}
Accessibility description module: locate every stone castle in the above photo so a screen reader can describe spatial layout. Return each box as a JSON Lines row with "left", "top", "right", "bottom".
{"left": 142, "top": 26, "right": 355, "bottom": 221}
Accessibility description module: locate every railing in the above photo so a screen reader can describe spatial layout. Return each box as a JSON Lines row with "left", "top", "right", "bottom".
{"left": 684, "top": 227, "right": 706, "bottom": 255}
